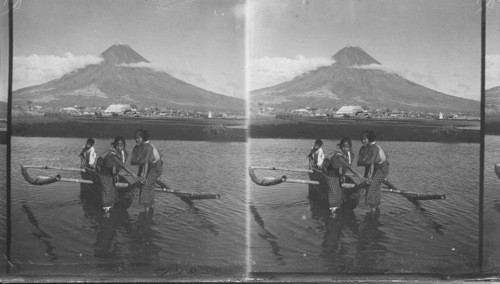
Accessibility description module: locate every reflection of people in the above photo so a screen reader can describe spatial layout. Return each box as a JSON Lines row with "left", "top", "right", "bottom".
{"left": 79, "top": 184, "right": 159, "bottom": 260}
{"left": 358, "top": 131, "right": 389, "bottom": 213}
{"left": 79, "top": 138, "right": 97, "bottom": 169}
{"left": 307, "top": 139, "right": 325, "bottom": 170}
{"left": 320, "top": 208, "right": 386, "bottom": 272}
{"left": 92, "top": 207, "right": 158, "bottom": 260}
{"left": 319, "top": 138, "right": 367, "bottom": 216}
{"left": 89, "top": 137, "right": 139, "bottom": 215}
{"left": 131, "top": 129, "right": 163, "bottom": 212}
{"left": 321, "top": 209, "right": 358, "bottom": 256}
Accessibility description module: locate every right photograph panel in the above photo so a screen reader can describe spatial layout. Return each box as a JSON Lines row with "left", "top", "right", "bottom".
{"left": 484, "top": 2, "right": 500, "bottom": 275}
{"left": 247, "top": 0, "right": 481, "bottom": 277}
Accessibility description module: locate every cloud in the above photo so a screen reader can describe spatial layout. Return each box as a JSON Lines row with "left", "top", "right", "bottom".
{"left": 352, "top": 63, "right": 480, "bottom": 100}
{"left": 180, "top": 70, "right": 207, "bottom": 85}
{"left": 13, "top": 53, "right": 103, "bottom": 90}
{"left": 352, "top": 64, "right": 439, "bottom": 88}
{"left": 350, "top": 64, "right": 396, "bottom": 72}
{"left": 457, "top": 83, "right": 471, "bottom": 93}
{"left": 227, "top": 80, "right": 240, "bottom": 90}
{"left": 121, "top": 62, "right": 244, "bottom": 97}
{"left": 119, "top": 62, "right": 167, "bottom": 72}
{"left": 486, "top": 54, "right": 500, "bottom": 89}
{"left": 231, "top": 2, "right": 246, "bottom": 21}
{"left": 409, "top": 72, "right": 438, "bottom": 88}
{"left": 250, "top": 55, "right": 334, "bottom": 90}
{"left": 121, "top": 62, "right": 209, "bottom": 86}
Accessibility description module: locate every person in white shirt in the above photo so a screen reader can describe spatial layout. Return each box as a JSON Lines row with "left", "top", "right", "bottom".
{"left": 307, "top": 139, "right": 325, "bottom": 170}
{"left": 79, "top": 138, "right": 97, "bottom": 169}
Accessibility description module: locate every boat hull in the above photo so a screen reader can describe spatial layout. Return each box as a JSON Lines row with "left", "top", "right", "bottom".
{"left": 80, "top": 171, "right": 137, "bottom": 210}
{"left": 308, "top": 172, "right": 362, "bottom": 212}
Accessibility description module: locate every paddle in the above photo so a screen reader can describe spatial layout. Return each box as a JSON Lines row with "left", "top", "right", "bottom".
{"left": 155, "top": 179, "right": 220, "bottom": 200}
{"left": 250, "top": 166, "right": 313, "bottom": 173}
{"left": 21, "top": 165, "right": 220, "bottom": 200}
{"left": 249, "top": 167, "right": 446, "bottom": 201}
{"left": 381, "top": 179, "right": 445, "bottom": 201}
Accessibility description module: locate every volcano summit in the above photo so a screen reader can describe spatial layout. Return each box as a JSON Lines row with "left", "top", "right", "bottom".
{"left": 251, "top": 45, "right": 478, "bottom": 114}
{"left": 13, "top": 43, "right": 245, "bottom": 112}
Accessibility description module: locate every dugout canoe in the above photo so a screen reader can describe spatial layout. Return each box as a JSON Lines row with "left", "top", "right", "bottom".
{"left": 248, "top": 166, "right": 446, "bottom": 209}
{"left": 80, "top": 170, "right": 137, "bottom": 210}
{"left": 308, "top": 171, "right": 362, "bottom": 211}
{"left": 21, "top": 165, "right": 221, "bottom": 209}
{"left": 21, "top": 165, "right": 138, "bottom": 209}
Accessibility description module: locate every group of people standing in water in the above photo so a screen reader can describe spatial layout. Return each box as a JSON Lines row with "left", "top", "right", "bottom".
{"left": 77, "top": 128, "right": 387, "bottom": 217}
{"left": 308, "top": 130, "right": 389, "bottom": 215}
{"left": 79, "top": 129, "right": 163, "bottom": 215}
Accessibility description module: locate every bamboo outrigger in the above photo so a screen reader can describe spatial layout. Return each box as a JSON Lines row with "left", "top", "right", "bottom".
{"left": 248, "top": 166, "right": 446, "bottom": 203}
{"left": 20, "top": 165, "right": 221, "bottom": 205}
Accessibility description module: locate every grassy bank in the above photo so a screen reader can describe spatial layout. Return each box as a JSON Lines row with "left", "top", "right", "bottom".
{"left": 250, "top": 117, "right": 480, "bottom": 143}
{"left": 11, "top": 115, "right": 247, "bottom": 142}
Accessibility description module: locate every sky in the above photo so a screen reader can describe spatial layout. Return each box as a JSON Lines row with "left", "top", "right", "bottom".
{"left": 1, "top": 1, "right": 9, "bottom": 103}
{"left": 487, "top": 0, "right": 500, "bottom": 90}
{"left": 10, "top": 0, "right": 245, "bottom": 100}
{"left": 248, "top": 0, "right": 485, "bottom": 101}
{"left": 2, "top": 0, "right": 499, "bottom": 103}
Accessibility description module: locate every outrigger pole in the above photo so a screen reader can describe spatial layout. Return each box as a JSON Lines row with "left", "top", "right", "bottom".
{"left": 248, "top": 167, "right": 446, "bottom": 201}
{"left": 20, "top": 165, "right": 220, "bottom": 200}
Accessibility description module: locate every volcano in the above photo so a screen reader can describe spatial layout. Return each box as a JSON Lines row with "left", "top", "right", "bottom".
{"left": 251, "top": 45, "right": 479, "bottom": 114}
{"left": 486, "top": 86, "right": 500, "bottom": 104}
{"left": 13, "top": 43, "right": 245, "bottom": 112}
{"left": 486, "top": 85, "right": 500, "bottom": 115}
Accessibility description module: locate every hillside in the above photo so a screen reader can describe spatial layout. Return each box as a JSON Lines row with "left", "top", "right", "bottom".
{"left": 13, "top": 44, "right": 245, "bottom": 112}
{"left": 251, "top": 45, "right": 479, "bottom": 114}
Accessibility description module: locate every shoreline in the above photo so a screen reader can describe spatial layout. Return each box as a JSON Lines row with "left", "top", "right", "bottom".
{"left": 6, "top": 115, "right": 483, "bottom": 143}
{"left": 10, "top": 115, "right": 247, "bottom": 142}
{"left": 249, "top": 117, "right": 480, "bottom": 143}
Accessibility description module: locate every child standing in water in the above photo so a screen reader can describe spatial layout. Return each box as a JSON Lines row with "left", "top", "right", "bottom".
{"left": 307, "top": 139, "right": 325, "bottom": 170}
{"left": 79, "top": 138, "right": 97, "bottom": 169}
{"left": 358, "top": 130, "right": 389, "bottom": 213}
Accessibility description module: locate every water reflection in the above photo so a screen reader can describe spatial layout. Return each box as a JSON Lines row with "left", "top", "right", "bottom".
{"left": 249, "top": 204, "right": 285, "bottom": 265}
{"left": 411, "top": 201, "right": 445, "bottom": 236}
{"left": 187, "top": 205, "right": 220, "bottom": 236}
{"left": 79, "top": 183, "right": 160, "bottom": 263}
{"left": 307, "top": 181, "right": 388, "bottom": 272}
{"left": 21, "top": 203, "right": 58, "bottom": 261}
{"left": 356, "top": 210, "right": 387, "bottom": 271}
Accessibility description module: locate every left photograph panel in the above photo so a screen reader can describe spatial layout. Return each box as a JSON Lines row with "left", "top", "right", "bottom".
{"left": 0, "top": 0, "right": 9, "bottom": 277}
{"left": 6, "top": 0, "right": 247, "bottom": 280}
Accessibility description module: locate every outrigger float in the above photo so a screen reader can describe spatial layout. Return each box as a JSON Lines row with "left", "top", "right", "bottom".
{"left": 21, "top": 165, "right": 221, "bottom": 208}
{"left": 248, "top": 166, "right": 446, "bottom": 209}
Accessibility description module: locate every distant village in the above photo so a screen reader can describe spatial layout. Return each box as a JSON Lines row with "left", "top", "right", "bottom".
{"left": 12, "top": 103, "right": 246, "bottom": 120}
{"left": 250, "top": 105, "right": 480, "bottom": 121}
{"left": 11, "top": 102, "right": 480, "bottom": 121}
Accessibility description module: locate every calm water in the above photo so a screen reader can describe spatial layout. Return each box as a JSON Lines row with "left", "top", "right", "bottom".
{"left": 8, "top": 137, "right": 246, "bottom": 278}
{"left": 249, "top": 139, "right": 479, "bottom": 275}
{"left": 484, "top": 135, "right": 500, "bottom": 274}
